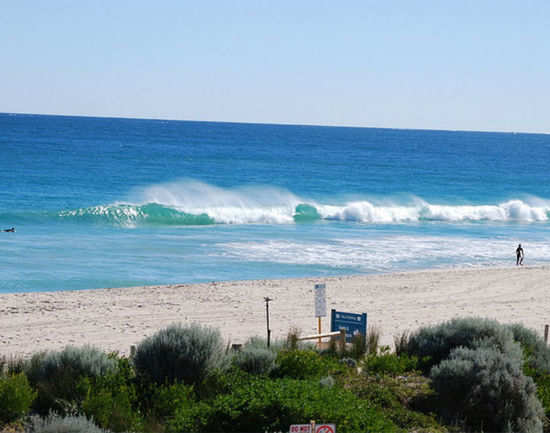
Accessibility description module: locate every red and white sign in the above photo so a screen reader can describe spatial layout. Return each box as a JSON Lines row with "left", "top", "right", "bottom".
{"left": 315, "top": 425, "right": 335, "bottom": 433}
{"left": 289, "top": 424, "right": 336, "bottom": 433}
{"left": 289, "top": 425, "right": 311, "bottom": 433}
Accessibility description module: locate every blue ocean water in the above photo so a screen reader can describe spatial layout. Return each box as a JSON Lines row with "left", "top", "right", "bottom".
{"left": 1, "top": 113, "right": 550, "bottom": 293}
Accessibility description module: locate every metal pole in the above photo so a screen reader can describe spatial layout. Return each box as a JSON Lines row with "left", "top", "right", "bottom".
{"left": 545, "top": 324, "right": 549, "bottom": 345}
{"left": 265, "top": 297, "right": 272, "bottom": 348}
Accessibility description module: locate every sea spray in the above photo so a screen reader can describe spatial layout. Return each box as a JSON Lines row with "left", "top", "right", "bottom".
{"left": 52, "top": 193, "right": 550, "bottom": 227}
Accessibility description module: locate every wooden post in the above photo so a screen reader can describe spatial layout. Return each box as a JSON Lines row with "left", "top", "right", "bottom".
{"left": 545, "top": 325, "right": 549, "bottom": 345}
{"left": 264, "top": 297, "right": 272, "bottom": 348}
{"left": 339, "top": 328, "right": 346, "bottom": 353}
{"left": 318, "top": 317, "right": 322, "bottom": 347}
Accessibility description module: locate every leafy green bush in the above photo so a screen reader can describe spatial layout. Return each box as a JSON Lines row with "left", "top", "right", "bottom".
{"left": 406, "top": 317, "right": 517, "bottom": 372}
{"left": 146, "top": 382, "right": 195, "bottom": 423}
{"left": 80, "top": 357, "right": 142, "bottom": 433}
{"left": 133, "top": 323, "right": 228, "bottom": 386}
{"left": 0, "top": 373, "right": 36, "bottom": 425}
{"left": 528, "top": 371, "right": 550, "bottom": 428}
{"left": 24, "top": 413, "right": 110, "bottom": 433}
{"left": 167, "top": 376, "right": 397, "bottom": 433}
{"left": 25, "top": 346, "right": 116, "bottom": 416}
{"left": 512, "top": 325, "right": 550, "bottom": 426}
{"left": 431, "top": 345, "right": 543, "bottom": 433}
{"left": 271, "top": 350, "right": 344, "bottom": 380}
{"left": 508, "top": 323, "right": 550, "bottom": 373}
{"left": 344, "top": 371, "right": 442, "bottom": 432}
{"left": 363, "top": 353, "right": 419, "bottom": 376}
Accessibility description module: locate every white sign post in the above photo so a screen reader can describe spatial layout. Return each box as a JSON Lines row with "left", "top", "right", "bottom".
{"left": 314, "top": 283, "right": 326, "bottom": 346}
{"left": 314, "top": 283, "right": 326, "bottom": 317}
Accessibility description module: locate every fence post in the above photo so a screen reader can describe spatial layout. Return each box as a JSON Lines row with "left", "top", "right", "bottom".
{"left": 339, "top": 328, "right": 346, "bottom": 353}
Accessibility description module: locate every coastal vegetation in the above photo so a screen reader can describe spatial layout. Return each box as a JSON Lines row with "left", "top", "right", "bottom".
{"left": 2, "top": 318, "right": 550, "bottom": 433}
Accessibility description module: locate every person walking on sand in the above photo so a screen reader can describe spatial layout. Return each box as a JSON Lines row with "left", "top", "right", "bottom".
{"left": 516, "top": 243, "right": 524, "bottom": 266}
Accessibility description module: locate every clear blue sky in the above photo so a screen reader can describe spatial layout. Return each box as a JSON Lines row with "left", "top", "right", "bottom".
{"left": 2, "top": 1, "right": 549, "bottom": 133}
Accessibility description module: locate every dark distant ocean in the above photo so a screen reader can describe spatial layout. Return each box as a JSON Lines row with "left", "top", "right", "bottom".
{"left": 1, "top": 113, "right": 549, "bottom": 293}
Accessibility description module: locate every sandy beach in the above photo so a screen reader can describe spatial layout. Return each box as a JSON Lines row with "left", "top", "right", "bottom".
{"left": 1, "top": 265, "right": 549, "bottom": 359}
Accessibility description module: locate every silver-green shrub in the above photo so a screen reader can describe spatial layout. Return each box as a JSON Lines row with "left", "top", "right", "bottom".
{"left": 319, "top": 375, "right": 335, "bottom": 388}
{"left": 133, "top": 323, "right": 228, "bottom": 385}
{"left": 431, "top": 345, "right": 543, "bottom": 433}
{"left": 26, "top": 346, "right": 117, "bottom": 384}
{"left": 406, "top": 317, "right": 516, "bottom": 370}
{"left": 232, "top": 337, "right": 278, "bottom": 375}
{"left": 25, "top": 346, "right": 117, "bottom": 416}
{"left": 25, "top": 413, "right": 110, "bottom": 433}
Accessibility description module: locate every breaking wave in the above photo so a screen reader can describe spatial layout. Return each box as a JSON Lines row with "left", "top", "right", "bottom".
{"left": 5, "top": 181, "right": 550, "bottom": 227}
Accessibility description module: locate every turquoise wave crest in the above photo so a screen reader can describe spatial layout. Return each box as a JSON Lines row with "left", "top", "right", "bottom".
{"left": 58, "top": 203, "right": 216, "bottom": 226}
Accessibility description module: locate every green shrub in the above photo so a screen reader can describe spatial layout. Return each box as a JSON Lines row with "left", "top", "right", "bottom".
{"left": 349, "top": 333, "right": 367, "bottom": 360}
{"left": 24, "top": 413, "right": 110, "bottom": 433}
{"left": 0, "top": 373, "right": 36, "bottom": 425}
{"left": 528, "top": 371, "right": 550, "bottom": 427}
{"left": 508, "top": 323, "right": 550, "bottom": 373}
{"left": 167, "top": 376, "right": 397, "bottom": 433}
{"left": 431, "top": 345, "right": 543, "bottom": 433}
{"left": 286, "top": 328, "right": 300, "bottom": 350}
{"left": 133, "top": 323, "right": 228, "bottom": 386}
{"left": 393, "top": 330, "right": 409, "bottom": 356}
{"left": 406, "top": 317, "right": 517, "bottom": 372}
{"left": 271, "top": 350, "right": 344, "bottom": 380}
{"left": 243, "top": 336, "right": 287, "bottom": 352}
{"left": 25, "top": 346, "right": 117, "bottom": 416}
{"left": 80, "top": 357, "right": 142, "bottom": 433}
{"left": 26, "top": 346, "right": 116, "bottom": 382}
{"left": 344, "top": 372, "right": 442, "bottom": 431}
{"left": 147, "top": 382, "right": 195, "bottom": 423}
{"left": 367, "top": 326, "right": 381, "bottom": 355}
{"left": 363, "top": 353, "right": 419, "bottom": 376}
{"left": 232, "top": 337, "right": 278, "bottom": 375}
{"left": 0, "top": 356, "right": 25, "bottom": 376}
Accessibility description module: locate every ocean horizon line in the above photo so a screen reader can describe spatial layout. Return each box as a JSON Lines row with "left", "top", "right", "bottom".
{"left": 2, "top": 111, "right": 549, "bottom": 137}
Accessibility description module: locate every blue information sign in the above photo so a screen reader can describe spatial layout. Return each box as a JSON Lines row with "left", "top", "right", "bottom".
{"left": 330, "top": 309, "right": 367, "bottom": 343}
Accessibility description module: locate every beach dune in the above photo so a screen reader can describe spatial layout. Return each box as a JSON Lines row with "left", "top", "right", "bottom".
{"left": 1, "top": 266, "right": 549, "bottom": 359}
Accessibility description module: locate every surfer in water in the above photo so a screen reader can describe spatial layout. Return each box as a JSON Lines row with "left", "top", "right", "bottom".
{"left": 2, "top": 227, "right": 15, "bottom": 232}
{"left": 516, "top": 243, "right": 524, "bottom": 266}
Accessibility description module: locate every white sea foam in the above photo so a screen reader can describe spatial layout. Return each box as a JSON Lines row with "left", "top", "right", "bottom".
{"left": 133, "top": 180, "right": 300, "bottom": 224}
{"left": 318, "top": 199, "right": 550, "bottom": 223}
{"left": 218, "top": 236, "right": 550, "bottom": 272}
{"left": 124, "top": 180, "right": 550, "bottom": 225}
